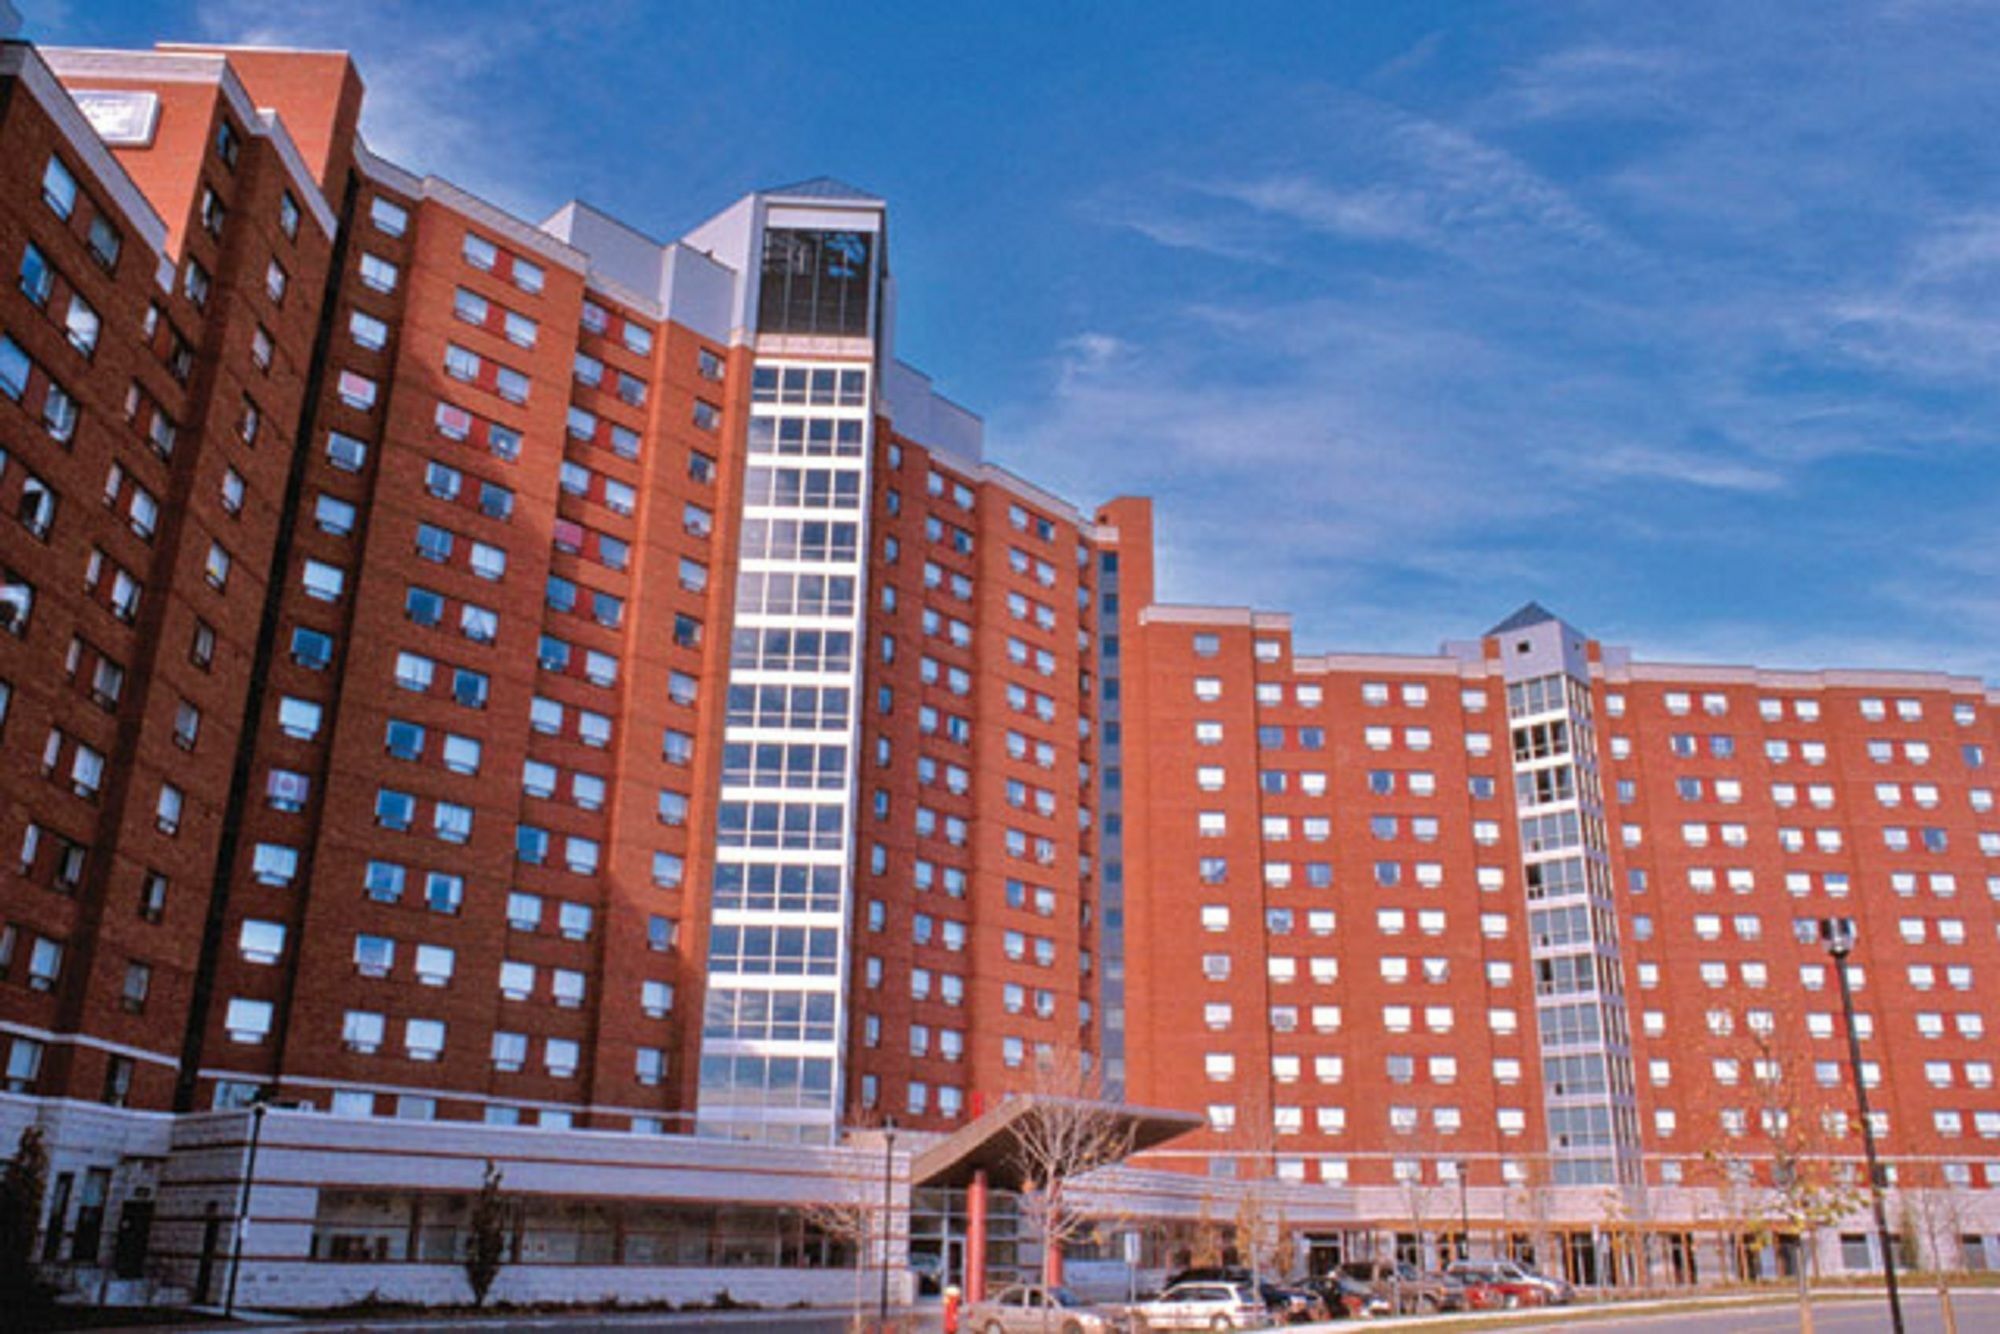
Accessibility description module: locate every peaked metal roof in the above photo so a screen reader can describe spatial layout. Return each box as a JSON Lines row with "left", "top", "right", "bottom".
{"left": 761, "top": 175, "right": 884, "bottom": 205}
{"left": 1488, "top": 601, "right": 1562, "bottom": 636}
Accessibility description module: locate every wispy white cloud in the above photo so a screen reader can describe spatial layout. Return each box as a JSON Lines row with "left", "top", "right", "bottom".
{"left": 1010, "top": 2, "right": 2000, "bottom": 674}
{"left": 1370, "top": 30, "right": 1447, "bottom": 85}
{"left": 1186, "top": 174, "right": 1432, "bottom": 247}
{"left": 1575, "top": 445, "right": 1787, "bottom": 494}
{"left": 1488, "top": 43, "right": 1686, "bottom": 123}
{"left": 192, "top": 0, "right": 560, "bottom": 214}
{"left": 1074, "top": 199, "right": 1276, "bottom": 265}
{"left": 1819, "top": 212, "right": 2000, "bottom": 381}
{"left": 1096, "top": 96, "right": 1615, "bottom": 269}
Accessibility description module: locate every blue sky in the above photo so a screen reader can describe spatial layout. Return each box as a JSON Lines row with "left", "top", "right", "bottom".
{"left": 27, "top": 1, "right": 2000, "bottom": 678}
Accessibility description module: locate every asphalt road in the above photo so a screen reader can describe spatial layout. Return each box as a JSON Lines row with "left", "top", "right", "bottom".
{"left": 227, "top": 1315, "right": 859, "bottom": 1334}
{"left": 1434, "top": 1288, "right": 2000, "bottom": 1332}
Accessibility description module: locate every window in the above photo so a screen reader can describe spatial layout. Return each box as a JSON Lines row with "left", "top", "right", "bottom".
{"left": 182, "top": 257, "right": 212, "bottom": 308}
{"left": 326, "top": 430, "right": 366, "bottom": 472}
{"left": 65, "top": 292, "right": 101, "bottom": 358}
{"left": 435, "top": 802, "right": 474, "bottom": 844}
{"left": 343, "top": 1010, "right": 385, "bottom": 1054}
{"left": 276, "top": 696, "right": 321, "bottom": 740}
{"left": 375, "top": 788, "right": 415, "bottom": 830}
{"left": 42, "top": 155, "right": 79, "bottom": 218}
{"left": 155, "top": 783, "right": 183, "bottom": 835}
{"left": 406, "top": 1019, "right": 446, "bottom": 1062}
{"left": 349, "top": 310, "right": 389, "bottom": 351}
{"left": 252, "top": 843, "right": 297, "bottom": 886}
{"left": 359, "top": 253, "right": 399, "bottom": 293}
{"left": 224, "top": 998, "right": 271, "bottom": 1043}
{"left": 238, "top": 919, "right": 285, "bottom": 965}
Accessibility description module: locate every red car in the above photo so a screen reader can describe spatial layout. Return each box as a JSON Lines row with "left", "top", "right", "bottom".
{"left": 1442, "top": 1272, "right": 1502, "bottom": 1310}
{"left": 1445, "top": 1262, "right": 1545, "bottom": 1309}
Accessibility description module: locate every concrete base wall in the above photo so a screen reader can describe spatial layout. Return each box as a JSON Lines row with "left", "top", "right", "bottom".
{"left": 5, "top": 1093, "right": 1998, "bottom": 1308}
{"left": 231, "top": 1260, "right": 896, "bottom": 1311}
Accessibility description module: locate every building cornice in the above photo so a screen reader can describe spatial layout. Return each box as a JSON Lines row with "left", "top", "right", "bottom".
{"left": 2, "top": 41, "right": 174, "bottom": 289}
{"left": 40, "top": 45, "right": 337, "bottom": 239}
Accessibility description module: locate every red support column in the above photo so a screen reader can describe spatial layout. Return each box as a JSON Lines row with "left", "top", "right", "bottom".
{"left": 966, "top": 1169, "right": 989, "bottom": 1303}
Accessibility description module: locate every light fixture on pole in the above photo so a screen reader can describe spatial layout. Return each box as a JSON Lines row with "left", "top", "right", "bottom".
{"left": 1821, "top": 918, "right": 1905, "bottom": 1334}
{"left": 1456, "top": 1161, "right": 1470, "bottom": 1262}
{"left": 879, "top": 1117, "right": 898, "bottom": 1330}
{"left": 223, "top": 1095, "right": 269, "bottom": 1318}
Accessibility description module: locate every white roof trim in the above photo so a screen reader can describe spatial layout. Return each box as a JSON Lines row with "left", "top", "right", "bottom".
{"left": 209, "top": 1068, "right": 698, "bottom": 1122}
{"left": 2, "top": 43, "right": 173, "bottom": 288}
{"left": 1608, "top": 660, "right": 1992, "bottom": 693}
{"left": 333, "top": 140, "right": 593, "bottom": 279}
{"left": 1294, "top": 651, "right": 1470, "bottom": 677}
{"left": 40, "top": 46, "right": 335, "bottom": 239}
{"left": 1139, "top": 604, "right": 1256, "bottom": 627}
{"left": 585, "top": 271, "right": 663, "bottom": 323}
{"left": 419, "top": 176, "right": 587, "bottom": 273}
{"left": 977, "top": 462, "right": 1089, "bottom": 528}
{"left": 252, "top": 107, "right": 336, "bottom": 236}
{"left": 0, "top": 1018, "right": 179, "bottom": 1070}
{"left": 354, "top": 139, "right": 421, "bottom": 195}
{"left": 1138, "top": 604, "right": 1295, "bottom": 631}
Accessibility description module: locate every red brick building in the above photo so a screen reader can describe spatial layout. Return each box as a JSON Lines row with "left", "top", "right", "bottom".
{"left": 1, "top": 25, "right": 1997, "bottom": 1303}
{"left": 1115, "top": 578, "right": 2000, "bottom": 1278}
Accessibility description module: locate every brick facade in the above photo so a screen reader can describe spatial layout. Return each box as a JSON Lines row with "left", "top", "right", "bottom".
{"left": 2, "top": 30, "right": 1998, "bottom": 1299}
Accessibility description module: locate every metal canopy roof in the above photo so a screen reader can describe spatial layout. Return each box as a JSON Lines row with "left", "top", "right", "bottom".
{"left": 910, "top": 1095, "right": 1203, "bottom": 1191}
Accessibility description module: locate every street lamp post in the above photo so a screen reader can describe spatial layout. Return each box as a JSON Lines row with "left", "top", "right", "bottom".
{"left": 223, "top": 1097, "right": 268, "bottom": 1318}
{"left": 1821, "top": 918, "right": 1905, "bottom": 1334}
{"left": 878, "top": 1118, "right": 898, "bottom": 1331}
{"left": 1456, "top": 1162, "right": 1470, "bottom": 1262}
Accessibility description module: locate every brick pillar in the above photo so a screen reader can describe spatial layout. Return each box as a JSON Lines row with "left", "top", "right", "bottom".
{"left": 966, "top": 1169, "right": 989, "bottom": 1302}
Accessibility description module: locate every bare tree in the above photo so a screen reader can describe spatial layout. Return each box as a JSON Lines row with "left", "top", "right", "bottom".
{"left": 1503, "top": 1154, "right": 1557, "bottom": 1276}
{"left": 1010, "top": 1050, "right": 1138, "bottom": 1294}
{"left": 1223, "top": 1080, "right": 1291, "bottom": 1287}
{"left": 1188, "top": 1193, "right": 1227, "bottom": 1270}
{"left": 1389, "top": 1144, "right": 1446, "bottom": 1313}
{"left": 1699, "top": 1021, "right": 1862, "bottom": 1333}
{"left": 805, "top": 1120, "right": 891, "bottom": 1333}
{"left": 1901, "top": 1165, "right": 1975, "bottom": 1334}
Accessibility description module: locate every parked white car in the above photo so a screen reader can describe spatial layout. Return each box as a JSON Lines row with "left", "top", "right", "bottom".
{"left": 1134, "top": 1280, "right": 1271, "bottom": 1330}
{"left": 962, "top": 1283, "right": 1128, "bottom": 1334}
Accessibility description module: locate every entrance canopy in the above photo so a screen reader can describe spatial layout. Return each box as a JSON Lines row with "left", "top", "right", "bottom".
{"left": 911, "top": 1095, "right": 1203, "bottom": 1191}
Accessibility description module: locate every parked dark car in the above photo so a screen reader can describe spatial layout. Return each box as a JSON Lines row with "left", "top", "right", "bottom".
{"left": 1333, "top": 1260, "right": 1449, "bottom": 1314}
{"left": 1261, "top": 1283, "right": 1327, "bottom": 1324}
{"left": 1311, "top": 1272, "right": 1391, "bottom": 1319}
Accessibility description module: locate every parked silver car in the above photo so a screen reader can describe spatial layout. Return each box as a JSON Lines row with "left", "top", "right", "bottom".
{"left": 962, "top": 1283, "right": 1128, "bottom": 1334}
{"left": 1134, "top": 1280, "right": 1272, "bottom": 1330}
